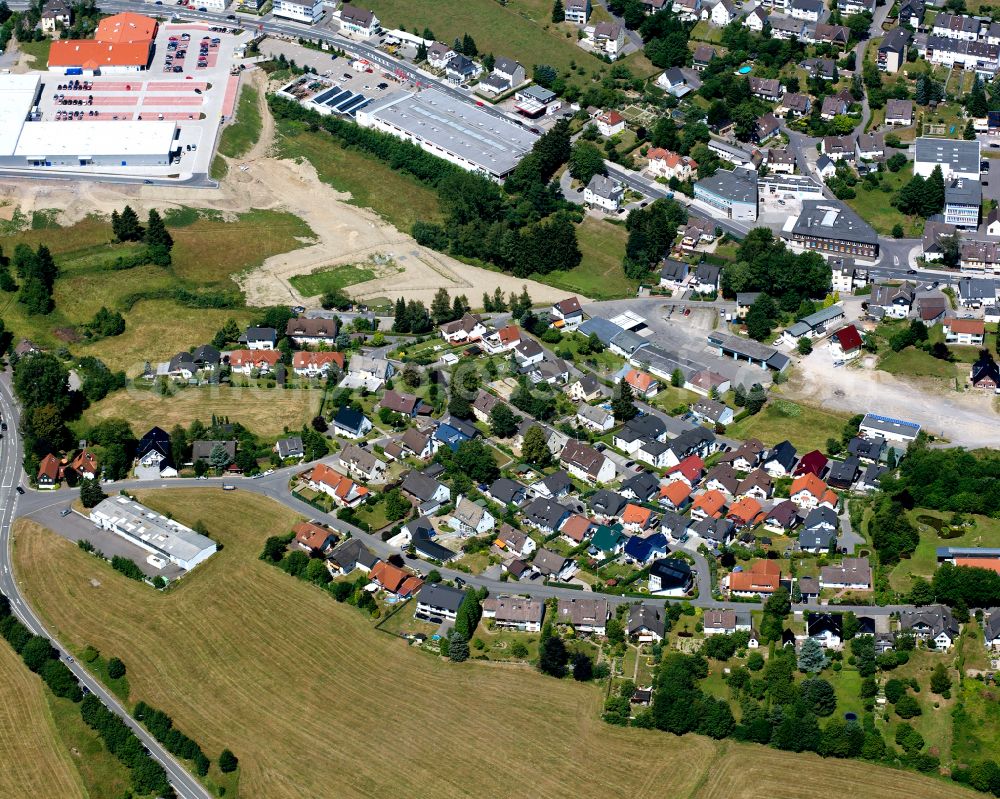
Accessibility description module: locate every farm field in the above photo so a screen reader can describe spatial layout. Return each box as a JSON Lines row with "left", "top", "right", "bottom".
{"left": 80, "top": 385, "right": 322, "bottom": 439}
{"left": 0, "top": 640, "right": 86, "bottom": 799}
{"left": 727, "top": 399, "right": 852, "bottom": 453}
{"left": 13, "top": 490, "right": 986, "bottom": 799}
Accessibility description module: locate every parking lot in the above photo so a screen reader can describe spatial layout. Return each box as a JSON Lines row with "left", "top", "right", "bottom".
{"left": 30, "top": 21, "right": 251, "bottom": 177}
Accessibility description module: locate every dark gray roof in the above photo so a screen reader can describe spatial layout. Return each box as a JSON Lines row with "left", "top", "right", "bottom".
{"left": 799, "top": 527, "right": 836, "bottom": 550}
{"left": 914, "top": 136, "right": 981, "bottom": 175}
{"left": 946, "top": 178, "right": 982, "bottom": 207}
{"left": 401, "top": 471, "right": 446, "bottom": 502}
{"left": 621, "top": 471, "right": 659, "bottom": 501}
{"left": 489, "top": 477, "right": 526, "bottom": 505}
{"left": 333, "top": 406, "right": 368, "bottom": 433}
{"left": 627, "top": 604, "right": 665, "bottom": 637}
{"left": 590, "top": 489, "right": 627, "bottom": 517}
{"left": 244, "top": 326, "right": 277, "bottom": 343}
{"left": 804, "top": 505, "right": 838, "bottom": 531}
{"left": 418, "top": 583, "right": 466, "bottom": 613}
{"left": 542, "top": 469, "right": 573, "bottom": 495}
{"left": 766, "top": 440, "right": 797, "bottom": 470}
{"left": 696, "top": 167, "right": 757, "bottom": 204}
{"left": 879, "top": 26, "right": 911, "bottom": 52}
{"left": 523, "top": 497, "right": 571, "bottom": 530}
{"left": 330, "top": 538, "right": 379, "bottom": 571}
{"left": 791, "top": 201, "right": 878, "bottom": 246}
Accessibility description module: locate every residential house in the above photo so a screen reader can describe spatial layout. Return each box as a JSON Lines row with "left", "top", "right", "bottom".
{"left": 690, "top": 489, "right": 727, "bottom": 521}
{"left": 794, "top": 450, "right": 828, "bottom": 478}
{"left": 331, "top": 406, "right": 372, "bottom": 439}
{"left": 945, "top": 317, "right": 987, "bottom": 346}
{"left": 370, "top": 560, "right": 423, "bottom": 598}
{"left": 577, "top": 402, "right": 615, "bottom": 432}
{"left": 737, "top": 469, "right": 773, "bottom": 501}
{"left": 931, "top": 12, "right": 979, "bottom": 40}
{"left": 590, "top": 524, "right": 628, "bottom": 557}
{"left": 380, "top": 389, "right": 423, "bottom": 418}
{"left": 767, "top": 148, "right": 796, "bottom": 174}
{"left": 847, "top": 435, "right": 885, "bottom": 463}
{"left": 945, "top": 178, "right": 982, "bottom": 230}
{"left": 427, "top": 42, "right": 456, "bottom": 70}
{"left": 627, "top": 604, "right": 666, "bottom": 641}
{"left": 37, "top": 453, "right": 62, "bottom": 489}
{"left": 624, "top": 531, "right": 668, "bottom": 563}
{"left": 590, "top": 489, "right": 628, "bottom": 521}
{"left": 584, "top": 174, "right": 624, "bottom": 213}
{"left": 692, "top": 263, "right": 722, "bottom": 294}
{"left": 621, "top": 504, "right": 657, "bottom": 534}
{"left": 667, "top": 454, "right": 704, "bottom": 487}
{"left": 560, "top": 514, "right": 594, "bottom": 545}
{"left": 482, "top": 596, "right": 544, "bottom": 631}
{"left": 723, "top": 438, "right": 766, "bottom": 471}
{"left": 41, "top": 0, "right": 71, "bottom": 32}
{"left": 532, "top": 469, "right": 573, "bottom": 500}
{"left": 659, "top": 480, "right": 693, "bottom": 512}
{"left": 328, "top": 538, "right": 378, "bottom": 575}
{"left": 557, "top": 598, "right": 610, "bottom": 634}
{"left": 898, "top": 0, "right": 924, "bottom": 28}
{"left": 770, "top": 15, "right": 806, "bottom": 39}
{"left": 870, "top": 282, "right": 915, "bottom": 319}
{"left": 292, "top": 351, "right": 344, "bottom": 378}
{"left": 763, "top": 440, "right": 797, "bottom": 477}
{"left": 808, "top": 613, "right": 843, "bottom": 649}
{"left": 614, "top": 415, "right": 667, "bottom": 454}
{"left": 338, "top": 444, "right": 386, "bottom": 483}
{"left": 812, "top": 22, "right": 849, "bottom": 47}
{"left": 748, "top": 76, "right": 783, "bottom": 102}
{"left": 646, "top": 148, "right": 698, "bottom": 181}
{"left": 285, "top": 317, "right": 338, "bottom": 348}
{"left": 779, "top": 92, "right": 812, "bottom": 118}
{"left": 560, "top": 438, "right": 616, "bottom": 483}
{"left": 293, "top": 521, "right": 338, "bottom": 554}
{"left": 821, "top": 95, "right": 848, "bottom": 120}
{"left": 648, "top": 558, "right": 693, "bottom": 596}
{"left": 227, "top": 349, "right": 281, "bottom": 375}
{"left": 135, "top": 426, "right": 177, "bottom": 478}
{"left": 416, "top": 583, "right": 466, "bottom": 621}
{"left": 495, "top": 523, "right": 536, "bottom": 557}
{"left": 440, "top": 313, "right": 487, "bottom": 344}
{"left": 400, "top": 470, "right": 451, "bottom": 514}
{"left": 764, "top": 500, "right": 799, "bottom": 534}
{"left": 821, "top": 135, "right": 854, "bottom": 161}
{"left": 338, "top": 4, "right": 380, "bottom": 36}
{"left": 789, "top": 473, "right": 826, "bottom": 510}
{"left": 513, "top": 338, "right": 545, "bottom": 367}
{"left": 482, "top": 324, "right": 521, "bottom": 355}
{"left": 243, "top": 326, "right": 277, "bottom": 350}
{"left": 445, "top": 54, "right": 482, "bottom": 84}
{"left": 744, "top": 6, "right": 767, "bottom": 32}
{"left": 595, "top": 110, "right": 627, "bottom": 137}
{"left": 621, "top": 471, "right": 659, "bottom": 503}
{"left": 564, "top": 0, "right": 591, "bottom": 23}
{"left": 656, "top": 67, "right": 692, "bottom": 97}
{"left": 551, "top": 296, "right": 584, "bottom": 330}
{"left": 856, "top": 132, "right": 884, "bottom": 161}
{"left": 728, "top": 496, "right": 764, "bottom": 529}
{"left": 691, "top": 398, "right": 734, "bottom": 426}
{"left": 522, "top": 497, "right": 572, "bottom": 535}
{"left": 971, "top": 355, "right": 1000, "bottom": 389}
{"left": 802, "top": 56, "right": 837, "bottom": 80}
{"left": 755, "top": 113, "right": 781, "bottom": 144}
{"left": 396, "top": 427, "right": 437, "bottom": 460}
{"left": 452, "top": 496, "right": 496, "bottom": 536}
{"left": 728, "top": 560, "right": 781, "bottom": 597}
{"left": 487, "top": 478, "right": 527, "bottom": 508}
{"left": 533, "top": 547, "right": 577, "bottom": 581}
{"left": 800, "top": 507, "right": 838, "bottom": 550}
{"left": 878, "top": 27, "right": 911, "bottom": 73}
{"left": 899, "top": 605, "right": 960, "bottom": 648}
{"left": 68, "top": 448, "right": 99, "bottom": 480}
{"left": 306, "top": 462, "right": 369, "bottom": 507}
{"left": 820, "top": 557, "right": 872, "bottom": 590}
{"left": 885, "top": 98, "right": 913, "bottom": 126}
{"left": 274, "top": 436, "right": 304, "bottom": 461}
{"left": 704, "top": 463, "right": 739, "bottom": 496}
{"left": 566, "top": 374, "right": 605, "bottom": 402}
{"left": 711, "top": 0, "right": 736, "bottom": 25}
{"left": 191, "top": 439, "right": 236, "bottom": 466}
{"left": 693, "top": 44, "right": 716, "bottom": 71}
{"left": 346, "top": 355, "right": 393, "bottom": 389}
{"left": 624, "top": 369, "right": 659, "bottom": 399}
{"left": 830, "top": 324, "right": 864, "bottom": 360}
{"left": 591, "top": 21, "right": 626, "bottom": 58}
{"left": 789, "top": 0, "right": 822, "bottom": 20}
{"left": 703, "top": 609, "right": 753, "bottom": 636}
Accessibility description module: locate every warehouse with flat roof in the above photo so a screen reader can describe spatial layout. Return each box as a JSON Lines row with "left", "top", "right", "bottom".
{"left": 90, "top": 496, "right": 217, "bottom": 571}
{"left": 355, "top": 87, "right": 537, "bottom": 179}
{"left": 0, "top": 74, "right": 177, "bottom": 168}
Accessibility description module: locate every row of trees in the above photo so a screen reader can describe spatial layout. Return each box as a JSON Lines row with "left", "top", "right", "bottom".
{"left": 12, "top": 243, "right": 58, "bottom": 315}
{"left": 134, "top": 699, "right": 234, "bottom": 777}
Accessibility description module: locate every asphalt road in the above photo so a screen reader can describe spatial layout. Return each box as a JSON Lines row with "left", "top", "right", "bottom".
{"left": 0, "top": 373, "right": 212, "bottom": 799}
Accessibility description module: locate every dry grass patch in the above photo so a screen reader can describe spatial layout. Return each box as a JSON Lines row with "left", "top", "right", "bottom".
{"left": 81, "top": 386, "right": 321, "bottom": 438}
{"left": 0, "top": 640, "right": 86, "bottom": 799}
{"left": 15, "top": 491, "right": 719, "bottom": 799}
{"left": 694, "top": 741, "right": 977, "bottom": 799}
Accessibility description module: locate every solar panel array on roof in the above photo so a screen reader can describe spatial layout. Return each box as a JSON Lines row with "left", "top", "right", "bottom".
{"left": 314, "top": 86, "right": 347, "bottom": 104}
{"left": 338, "top": 94, "right": 368, "bottom": 114}
{"left": 348, "top": 99, "right": 371, "bottom": 118}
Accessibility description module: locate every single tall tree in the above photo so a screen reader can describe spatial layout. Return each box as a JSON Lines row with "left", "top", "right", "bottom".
{"left": 551, "top": 0, "right": 565, "bottom": 22}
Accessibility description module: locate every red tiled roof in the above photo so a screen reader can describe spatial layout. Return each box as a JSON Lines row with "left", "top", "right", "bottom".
{"left": 947, "top": 318, "right": 986, "bottom": 335}
{"left": 833, "top": 324, "right": 863, "bottom": 352}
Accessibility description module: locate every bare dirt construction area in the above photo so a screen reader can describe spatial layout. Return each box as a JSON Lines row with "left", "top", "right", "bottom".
{"left": 784, "top": 349, "right": 1000, "bottom": 448}
{"left": 0, "top": 69, "right": 574, "bottom": 308}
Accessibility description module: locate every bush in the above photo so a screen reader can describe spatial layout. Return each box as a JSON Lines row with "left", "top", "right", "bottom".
{"left": 107, "top": 656, "right": 126, "bottom": 680}
{"left": 219, "top": 748, "right": 239, "bottom": 773}
{"left": 895, "top": 694, "right": 922, "bottom": 719}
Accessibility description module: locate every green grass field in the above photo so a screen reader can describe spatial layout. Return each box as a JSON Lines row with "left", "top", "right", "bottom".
{"left": 14, "top": 490, "right": 982, "bottom": 799}
{"left": 727, "top": 400, "right": 852, "bottom": 453}
{"left": 844, "top": 165, "right": 924, "bottom": 237}
{"left": 879, "top": 347, "right": 958, "bottom": 380}
{"left": 532, "top": 217, "right": 636, "bottom": 300}
{"left": 277, "top": 121, "right": 444, "bottom": 231}
{"left": 218, "top": 85, "right": 262, "bottom": 160}
{"left": 0, "top": 209, "right": 310, "bottom": 371}
{"left": 288, "top": 264, "right": 377, "bottom": 297}
{"left": 17, "top": 38, "right": 52, "bottom": 66}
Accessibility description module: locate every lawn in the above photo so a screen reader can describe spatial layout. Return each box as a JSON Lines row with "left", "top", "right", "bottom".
{"left": 727, "top": 400, "right": 852, "bottom": 453}
{"left": 879, "top": 347, "right": 957, "bottom": 381}
{"left": 277, "top": 121, "right": 444, "bottom": 231}
{"left": 17, "top": 38, "right": 52, "bottom": 65}
{"left": 844, "top": 164, "right": 924, "bottom": 237}
{"left": 218, "top": 84, "right": 262, "bottom": 160}
{"left": 952, "top": 675, "right": 1000, "bottom": 765}
{"left": 532, "top": 216, "right": 636, "bottom": 300}
{"left": 288, "top": 264, "right": 378, "bottom": 298}
{"left": 13, "top": 491, "right": 983, "bottom": 799}
{"left": 0, "top": 641, "right": 87, "bottom": 799}
{"left": 889, "top": 509, "right": 1000, "bottom": 592}
{"left": 80, "top": 385, "right": 322, "bottom": 440}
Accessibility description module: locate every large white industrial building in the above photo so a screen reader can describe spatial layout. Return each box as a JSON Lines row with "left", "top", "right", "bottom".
{"left": 0, "top": 74, "right": 177, "bottom": 169}
{"left": 356, "top": 88, "right": 537, "bottom": 179}
{"left": 90, "top": 496, "right": 217, "bottom": 572}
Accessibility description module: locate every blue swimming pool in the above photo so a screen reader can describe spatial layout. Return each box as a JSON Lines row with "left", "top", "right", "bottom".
{"left": 738, "top": 65, "right": 752, "bottom": 74}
